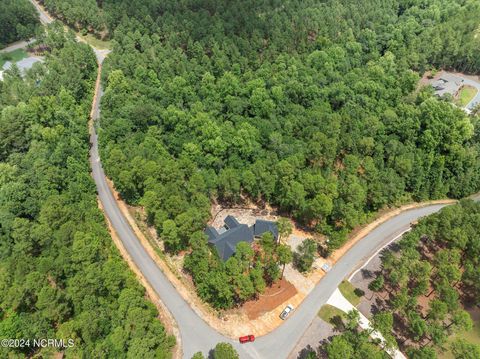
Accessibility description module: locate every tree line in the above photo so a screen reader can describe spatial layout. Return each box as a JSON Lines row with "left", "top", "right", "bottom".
{"left": 0, "top": 0, "right": 40, "bottom": 48}
{"left": 370, "top": 200, "right": 479, "bottom": 358}
{"left": 303, "top": 200, "right": 480, "bottom": 358}
{"left": 37, "top": 0, "right": 480, "bottom": 308}
{"left": 0, "top": 25, "right": 174, "bottom": 358}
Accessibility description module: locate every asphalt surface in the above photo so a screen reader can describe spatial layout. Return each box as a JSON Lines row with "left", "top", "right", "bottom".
{"left": 29, "top": 1, "right": 459, "bottom": 358}
{"left": 462, "top": 76, "right": 480, "bottom": 111}
{"left": 91, "top": 101, "right": 451, "bottom": 359}
{"left": 29, "top": 0, "right": 52, "bottom": 25}
{"left": 0, "top": 39, "right": 33, "bottom": 54}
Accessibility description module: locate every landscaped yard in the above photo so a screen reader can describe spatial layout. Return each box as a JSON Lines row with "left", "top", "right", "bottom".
{"left": 456, "top": 85, "right": 478, "bottom": 107}
{"left": 339, "top": 280, "right": 363, "bottom": 306}
{"left": 318, "top": 304, "right": 345, "bottom": 324}
{"left": 0, "top": 49, "right": 28, "bottom": 67}
{"left": 78, "top": 33, "right": 112, "bottom": 50}
{"left": 438, "top": 309, "right": 480, "bottom": 359}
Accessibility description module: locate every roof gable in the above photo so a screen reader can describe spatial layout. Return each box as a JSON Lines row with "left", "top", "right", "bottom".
{"left": 205, "top": 223, "right": 254, "bottom": 261}
{"left": 253, "top": 219, "right": 279, "bottom": 240}
{"left": 224, "top": 215, "right": 240, "bottom": 229}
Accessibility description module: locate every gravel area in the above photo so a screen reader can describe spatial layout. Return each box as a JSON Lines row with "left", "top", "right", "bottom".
{"left": 287, "top": 317, "right": 335, "bottom": 359}
{"left": 349, "top": 242, "right": 400, "bottom": 318}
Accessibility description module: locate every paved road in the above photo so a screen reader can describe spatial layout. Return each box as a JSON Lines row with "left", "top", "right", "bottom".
{"left": 29, "top": 1, "right": 459, "bottom": 358}
{"left": 29, "top": 0, "right": 53, "bottom": 25}
{"left": 462, "top": 76, "right": 480, "bottom": 111}
{"left": 91, "top": 108, "right": 451, "bottom": 359}
{"left": 0, "top": 39, "right": 33, "bottom": 53}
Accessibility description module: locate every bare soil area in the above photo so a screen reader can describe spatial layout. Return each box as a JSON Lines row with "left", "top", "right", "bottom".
{"left": 210, "top": 202, "right": 279, "bottom": 227}
{"left": 103, "top": 174, "right": 457, "bottom": 337}
{"left": 243, "top": 278, "right": 298, "bottom": 320}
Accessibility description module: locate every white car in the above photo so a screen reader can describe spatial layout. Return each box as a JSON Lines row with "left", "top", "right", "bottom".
{"left": 280, "top": 304, "right": 294, "bottom": 320}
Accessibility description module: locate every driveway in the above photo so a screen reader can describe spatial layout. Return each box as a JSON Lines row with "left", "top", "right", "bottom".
{"left": 0, "top": 39, "right": 34, "bottom": 53}
{"left": 28, "top": 1, "right": 461, "bottom": 357}
{"left": 458, "top": 75, "right": 480, "bottom": 111}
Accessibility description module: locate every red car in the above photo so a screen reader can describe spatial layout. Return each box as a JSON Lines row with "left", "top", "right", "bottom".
{"left": 239, "top": 335, "right": 255, "bottom": 344}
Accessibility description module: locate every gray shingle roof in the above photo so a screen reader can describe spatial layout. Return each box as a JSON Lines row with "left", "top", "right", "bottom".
{"left": 204, "top": 226, "right": 219, "bottom": 240}
{"left": 203, "top": 216, "right": 279, "bottom": 261}
{"left": 206, "top": 224, "right": 254, "bottom": 261}
{"left": 224, "top": 215, "right": 240, "bottom": 229}
{"left": 253, "top": 219, "right": 278, "bottom": 240}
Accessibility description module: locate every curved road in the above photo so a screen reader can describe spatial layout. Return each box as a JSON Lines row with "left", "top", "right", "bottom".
{"left": 29, "top": 2, "right": 460, "bottom": 358}
{"left": 89, "top": 72, "right": 451, "bottom": 358}
{"left": 462, "top": 76, "right": 480, "bottom": 112}
{"left": 91, "top": 116, "right": 449, "bottom": 359}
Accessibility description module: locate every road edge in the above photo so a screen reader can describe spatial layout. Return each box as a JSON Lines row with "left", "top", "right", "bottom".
{"left": 107, "top": 170, "right": 458, "bottom": 338}
{"left": 89, "top": 62, "right": 182, "bottom": 358}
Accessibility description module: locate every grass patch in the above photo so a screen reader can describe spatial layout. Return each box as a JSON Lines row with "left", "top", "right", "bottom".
{"left": 438, "top": 310, "right": 480, "bottom": 359}
{"left": 318, "top": 304, "right": 345, "bottom": 325}
{"left": 78, "top": 33, "right": 112, "bottom": 50}
{"left": 0, "top": 49, "right": 28, "bottom": 67}
{"left": 456, "top": 85, "right": 478, "bottom": 107}
{"left": 339, "top": 280, "right": 363, "bottom": 306}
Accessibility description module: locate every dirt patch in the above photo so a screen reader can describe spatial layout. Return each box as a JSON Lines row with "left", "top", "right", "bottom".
{"left": 210, "top": 203, "right": 278, "bottom": 228}
{"left": 417, "top": 288, "right": 435, "bottom": 318}
{"left": 102, "top": 173, "right": 458, "bottom": 338}
{"left": 243, "top": 278, "right": 297, "bottom": 320}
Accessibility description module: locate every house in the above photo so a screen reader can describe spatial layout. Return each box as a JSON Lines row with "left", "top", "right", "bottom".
{"left": 253, "top": 219, "right": 279, "bottom": 241}
{"left": 0, "top": 57, "right": 43, "bottom": 81}
{"left": 432, "top": 73, "right": 464, "bottom": 98}
{"left": 204, "top": 215, "right": 279, "bottom": 261}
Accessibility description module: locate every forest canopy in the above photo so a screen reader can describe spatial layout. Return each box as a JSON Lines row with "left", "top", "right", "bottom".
{"left": 0, "top": 0, "right": 40, "bottom": 47}
{"left": 316, "top": 199, "right": 480, "bottom": 358}
{"left": 27, "top": 0, "right": 480, "bottom": 309}
{"left": 0, "top": 25, "right": 174, "bottom": 357}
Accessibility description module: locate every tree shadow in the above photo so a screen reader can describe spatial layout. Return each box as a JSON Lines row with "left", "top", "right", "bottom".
{"left": 296, "top": 345, "right": 316, "bottom": 359}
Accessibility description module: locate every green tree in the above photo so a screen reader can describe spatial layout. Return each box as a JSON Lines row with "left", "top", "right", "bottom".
{"left": 161, "top": 219, "right": 181, "bottom": 253}
{"left": 277, "top": 217, "right": 293, "bottom": 244}
{"left": 293, "top": 239, "right": 317, "bottom": 273}
{"left": 277, "top": 244, "right": 293, "bottom": 279}
{"left": 451, "top": 339, "right": 480, "bottom": 359}
{"left": 213, "top": 342, "right": 239, "bottom": 359}
{"left": 326, "top": 336, "right": 354, "bottom": 359}
{"left": 369, "top": 275, "right": 384, "bottom": 292}
{"left": 407, "top": 346, "right": 438, "bottom": 359}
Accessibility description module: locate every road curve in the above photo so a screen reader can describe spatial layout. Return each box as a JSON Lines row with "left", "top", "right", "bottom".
{"left": 89, "top": 81, "right": 451, "bottom": 358}
{"left": 29, "top": 1, "right": 459, "bottom": 357}
{"left": 462, "top": 76, "right": 480, "bottom": 111}
{"left": 0, "top": 39, "right": 33, "bottom": 53}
